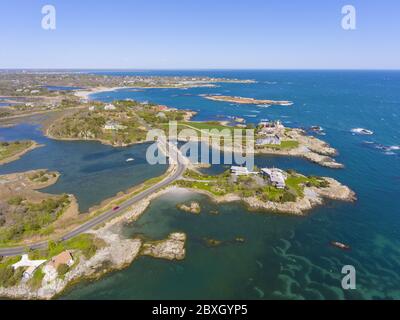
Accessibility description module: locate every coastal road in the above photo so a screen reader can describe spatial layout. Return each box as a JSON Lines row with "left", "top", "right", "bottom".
{"left": 0, "top": 143, "right": 187, "bottom": 257}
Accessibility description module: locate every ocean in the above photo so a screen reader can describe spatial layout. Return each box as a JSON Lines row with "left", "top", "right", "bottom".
{"left": 1, "top": 70, "right": 399, "bottom": 299}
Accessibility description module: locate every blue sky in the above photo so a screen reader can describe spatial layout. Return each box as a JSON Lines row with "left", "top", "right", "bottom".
{"left": 0, "top": 0, "right": 399, "bottom": 69}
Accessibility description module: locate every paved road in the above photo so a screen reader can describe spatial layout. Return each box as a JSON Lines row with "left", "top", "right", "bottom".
{"left": 0, "top": 152, "right": 186, "bottom": 257}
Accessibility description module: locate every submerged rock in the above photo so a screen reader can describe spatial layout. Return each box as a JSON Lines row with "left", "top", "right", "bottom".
{"left": 235, "top": 237, "right": 245, "bottom": 243}
{"left": 203, "top": 238, "right": 223, "bottom": 247}
{"left": 177, "top": 201, "right": 201, "bottom": 214}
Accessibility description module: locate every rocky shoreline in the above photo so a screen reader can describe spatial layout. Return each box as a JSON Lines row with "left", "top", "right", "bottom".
{"left": 256, "top": 128, "right": 344, "bottom": 168}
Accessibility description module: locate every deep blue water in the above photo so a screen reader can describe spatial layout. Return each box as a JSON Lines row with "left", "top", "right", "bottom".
{"left": 2, "top": 70, "right": 400, "bottom": 299}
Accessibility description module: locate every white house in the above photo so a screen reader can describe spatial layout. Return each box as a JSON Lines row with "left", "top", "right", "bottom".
{"left": 104, "top": 121, "right": 126, "bottom": 130}
{"left": 261, "top": 168, "right": 287, "bottom": 189}
{"left": 104, "top": 104, "right": 116, "bottom": 111}
{"left": 256, "top": 135, "right": 281, "bottom": 146}
{"left": 12, "top": 254, "right": 47, "bottom": 280}
{"left": 88, "top": 106, "right": 96, "bottom": 111}
{"left": 231, "top": 166, "right": 250, "bottom": 176}
{"left": 230, "top": 166, "right": 258, "bottom": 176}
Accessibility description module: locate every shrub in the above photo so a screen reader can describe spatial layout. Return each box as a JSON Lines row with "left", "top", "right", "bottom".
{"left": 57, "top": 263, "right": 70, "bottom": 277}
{"left": 280, "top": 191, "right": 297, "bottom": 203}
{"left": 0, "top": 266, "right": 24, "bottom": 288}
{"left": 29, "top": 268, "right": 45, "bottom": 289}
{"left": 7, "top": 196, "right": 24, "bottom": 206}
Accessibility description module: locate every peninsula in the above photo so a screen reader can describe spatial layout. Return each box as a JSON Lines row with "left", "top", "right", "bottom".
{"left": 175, "top": 168, "right": 355, "bottom": 215}
{"left": 0, "top": 140, "right": 42, "bottom": 165}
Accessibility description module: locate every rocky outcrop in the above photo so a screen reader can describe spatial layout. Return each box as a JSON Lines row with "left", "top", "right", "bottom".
{"left": 141, "top": 232, "right": 186, "bottom": 260}
{"left": 177, "top": 201, "right": 201, "bottom": 214}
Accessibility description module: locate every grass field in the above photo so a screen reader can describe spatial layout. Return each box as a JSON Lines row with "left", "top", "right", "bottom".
{"left": 0, "top": 140, "right": 33, "bottom": 162}
{"left": 258, "top": 140, "right": 299, "bottom": 150}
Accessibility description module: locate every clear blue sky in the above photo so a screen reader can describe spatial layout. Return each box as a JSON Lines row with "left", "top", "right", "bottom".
{"left": 1, "top": 0, "right": 399, "bottom": 69}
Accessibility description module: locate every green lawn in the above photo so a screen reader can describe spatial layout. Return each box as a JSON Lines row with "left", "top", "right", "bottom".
{"left": 258, "top": 140, "right": 299, "bottom": 150}
{"left": 29, "top": 233, "right": 105, "bottom": 261}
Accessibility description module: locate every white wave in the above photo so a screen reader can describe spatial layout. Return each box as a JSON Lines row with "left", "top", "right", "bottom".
{"left": 351, "top": 128, "right": 374, "bottom": 135}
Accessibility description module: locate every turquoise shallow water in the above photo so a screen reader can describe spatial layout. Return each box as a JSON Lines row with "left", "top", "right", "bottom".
{"left": 2, "top": 70, "right": 400, "bottom": 299}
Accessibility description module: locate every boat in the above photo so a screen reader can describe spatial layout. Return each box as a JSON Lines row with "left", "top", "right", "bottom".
{"left": 330, "top": 241, "right": 350, "bottom": 250}
{"left": 126, "top": 158, "right": 134, "bottom": 162}
{"left": 351, "top": 128, "right": 374, "bottom": 135}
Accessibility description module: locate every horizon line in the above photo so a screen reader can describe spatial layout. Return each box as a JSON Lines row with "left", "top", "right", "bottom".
{"left": 1, "top": 68, "right": 400, "bottom": 71}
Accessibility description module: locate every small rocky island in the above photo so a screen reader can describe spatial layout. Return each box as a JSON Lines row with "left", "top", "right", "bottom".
{"left": 177, "top": 201, "right": 201, "bottom": 214}
{"left": 141, "top": 232, "right": 186, "bottom": 260}
{"left": 203, "top": 95, "right": 293, "bottom": 106}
